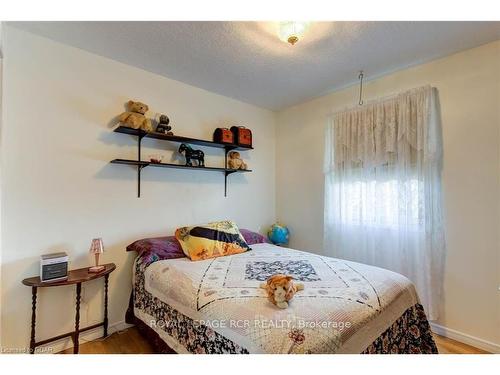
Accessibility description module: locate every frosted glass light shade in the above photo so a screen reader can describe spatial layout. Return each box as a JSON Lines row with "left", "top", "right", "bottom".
{"left": 89, "top": 238, "right": 104, "bottom": 254}
{"left": 278, "top": 22, "right": 310, "bottom": 45}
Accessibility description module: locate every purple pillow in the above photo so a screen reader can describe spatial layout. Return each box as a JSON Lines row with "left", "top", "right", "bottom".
{"left": 127, "top": 236, "right": 185, "bottom": 265}
{"left": 240, "top": 229, "right": 269, "bottom": 245}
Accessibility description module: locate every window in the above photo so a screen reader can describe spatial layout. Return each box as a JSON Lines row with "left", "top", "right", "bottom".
{"left": 334, "top": 179, "right": 421, "bottom": 228}
{"left": 323, "top": 86, "right": 445, "bottom": 320}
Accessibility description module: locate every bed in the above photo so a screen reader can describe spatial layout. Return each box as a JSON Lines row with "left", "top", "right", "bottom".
{"left": 125, "top": 239, "right": 437, "bottom": 354}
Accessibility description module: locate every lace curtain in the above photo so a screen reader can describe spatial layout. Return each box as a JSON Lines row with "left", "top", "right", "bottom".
{"left": 324, "top": 86, "right": 445, "bottom": 320}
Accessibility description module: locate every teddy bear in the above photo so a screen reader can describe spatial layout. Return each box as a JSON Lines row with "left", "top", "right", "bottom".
{"left": 118, "top": 100, "right": 153, "bottom": 132}
{"left": 155, "top": 114, "right": 173, "bottom": 135}
{"left": 260, "top": 274, "right": 304, "bottom": 309}
{"left": 227, "top": 151, "right": 248, "bottom": 170}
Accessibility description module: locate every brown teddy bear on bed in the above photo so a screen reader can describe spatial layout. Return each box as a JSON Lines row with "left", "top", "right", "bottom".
{"left": 260, "top": 274, "right": 304, "bottom": 309}
{"left": 118, "top": 100, "right": 153, "bottom": 132}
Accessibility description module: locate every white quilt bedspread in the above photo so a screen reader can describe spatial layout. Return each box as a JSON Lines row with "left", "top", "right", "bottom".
{"left": 138, "top": 243, "right": 420, "bottom": 353}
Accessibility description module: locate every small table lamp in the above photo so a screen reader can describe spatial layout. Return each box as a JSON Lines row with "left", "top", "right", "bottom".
{"left": 89, "top": 238, "right": 105, "bottom": 273}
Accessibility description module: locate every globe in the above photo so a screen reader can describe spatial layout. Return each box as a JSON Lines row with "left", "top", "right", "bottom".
{"left": 267, "top": 223, "right": 290, "bottom": 246}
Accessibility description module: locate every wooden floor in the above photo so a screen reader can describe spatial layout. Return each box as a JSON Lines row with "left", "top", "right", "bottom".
{"left": 433, "top": 334, "right": 489, "bottom": 354}
{"left": 60, "top": 327, "right": 155, "bottom": 354}
{"left": 60, "top": 327, "right": 489, "bottom": 354}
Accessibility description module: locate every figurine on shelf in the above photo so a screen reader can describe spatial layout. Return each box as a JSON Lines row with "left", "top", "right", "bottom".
{"left": 148, "top": 154, "right": 163, "bottom": 164}
{"left": 227, "top": 151, "right": 248, "bottom": 170}
{"left": 155, "top": 114, "right": 173, "bottom": 135}
{"left": 179, "top": 143, "right": 205, "bottom": 167}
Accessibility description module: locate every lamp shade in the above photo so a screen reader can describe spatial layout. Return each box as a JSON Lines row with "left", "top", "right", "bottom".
{"left": 278, "top": 22, "right": 310, "bottom": 45}
{"left": 89, "top": 238, "right": 104, "bottom": 254}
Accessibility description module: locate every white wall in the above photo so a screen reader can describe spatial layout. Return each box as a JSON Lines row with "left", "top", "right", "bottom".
{"left": 276, "top": 41, "right": 500, "bottom": 350}
{"left": 0, "top": 26, "right": 276, "bottom": 351}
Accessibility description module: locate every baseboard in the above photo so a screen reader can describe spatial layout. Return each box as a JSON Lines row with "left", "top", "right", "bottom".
{"left": 39, "top": 320, "right": 134, "bottom": 354}
{"left": 430, "top": 322, "right": 500, "bottom": 354}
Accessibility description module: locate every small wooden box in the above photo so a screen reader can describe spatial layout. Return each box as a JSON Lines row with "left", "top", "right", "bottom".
{"left": 230, "top": 126, "right": 252, "bottom": 147}
{"left": 213, "top": 128, "right": 234, "bottom": 144}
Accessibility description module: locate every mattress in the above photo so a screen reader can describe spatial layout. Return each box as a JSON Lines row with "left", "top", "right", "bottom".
{"left": 132, "top": 243, "right": 437, "bottom": 354}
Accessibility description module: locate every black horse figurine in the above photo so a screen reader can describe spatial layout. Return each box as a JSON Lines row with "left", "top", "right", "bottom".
{"left": 179, "top": 143, "right": 205, "bottom": 167}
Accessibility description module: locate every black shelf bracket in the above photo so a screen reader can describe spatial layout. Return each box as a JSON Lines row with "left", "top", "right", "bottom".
{"left": 223, "top": 146, "right": 239, "bottom": 197}
{"left": 137, "top": 132, "right": 147, "bottom": 198}
{"left": 224, "top": 148, "right": 228, "bottom": 197}
{"left": 224, "top": 170, "right": 237, "bottom": 197}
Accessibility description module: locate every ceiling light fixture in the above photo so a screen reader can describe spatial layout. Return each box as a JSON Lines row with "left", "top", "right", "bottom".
{"left": 278, "top": 22, "right": 310, "bottom": 45}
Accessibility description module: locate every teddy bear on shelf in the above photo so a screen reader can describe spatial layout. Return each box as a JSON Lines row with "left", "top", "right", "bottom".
{"left": 118, "top": 100, "right": 153, "bottom": 132}
{"left": 227, "top": 151, "right": 248, "bottom": 170}
{"left": 155, "top": 114, "right": 173, "bottom": 135}
{"left": 260, "top": 274, "right": 304, "bottom": 309}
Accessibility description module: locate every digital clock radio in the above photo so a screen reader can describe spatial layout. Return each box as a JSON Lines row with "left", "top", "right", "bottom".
{"left": 40, "top": 252, "right": 69, "bottom": 282}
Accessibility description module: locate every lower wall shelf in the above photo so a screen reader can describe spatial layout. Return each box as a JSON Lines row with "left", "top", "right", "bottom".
{"left": 110, "top": 159, "right": 252, "bottom": 197}
{"left": 111, "top": 159, "right": 252, "bottom": 173}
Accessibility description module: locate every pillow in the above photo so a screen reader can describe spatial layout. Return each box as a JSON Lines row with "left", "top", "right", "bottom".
{"left": 175, "top": 220, "right": 251, "bottom": 261}
{"left": 126, "top": 236, "right": 186, "bottom": 264}
{"left": 240, "top": 229, "right": 269, "bottom": 245}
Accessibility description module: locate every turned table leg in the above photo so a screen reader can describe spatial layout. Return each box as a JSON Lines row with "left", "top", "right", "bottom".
{"left": 30, "top": 286, "right": 37, "bottom": 354}
{"left": 74, "top": 282, "right": 82, "bottom": 354}
{"left": 103, "top": 274, "right": 109, "bottom": 338}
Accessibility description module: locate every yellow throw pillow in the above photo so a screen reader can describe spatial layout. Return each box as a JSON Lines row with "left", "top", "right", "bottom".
{"left": 175, "top": 221, "right": 251, "bottom": 261}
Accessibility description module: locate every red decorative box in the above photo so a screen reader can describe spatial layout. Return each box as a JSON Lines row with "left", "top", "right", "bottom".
{"left": 213, "top": 128, "right": 234, "bottom": 144}
{"left": 230, "top": 126, "right": 252, "bottom": 147}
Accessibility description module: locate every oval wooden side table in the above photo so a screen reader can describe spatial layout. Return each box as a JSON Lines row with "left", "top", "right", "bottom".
{"left": 22, "top": 263, "right": 116, "bottom": 354}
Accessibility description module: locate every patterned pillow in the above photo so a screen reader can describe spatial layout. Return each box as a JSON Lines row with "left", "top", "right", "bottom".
{"left": 175, "top": 220, "right": 251, "bottom": 261}
{"left": 126, "top": 236, "right": 186, "bottom": 265}
{"left": 240, "top": 229, "right": 269, "bottom": 245}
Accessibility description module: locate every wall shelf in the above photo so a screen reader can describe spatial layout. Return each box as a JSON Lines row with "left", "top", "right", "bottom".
{"left": 111, "top": 159, "right": 252, "bottom": 174}
{"left": 110, "top": 126, "right": 253, "bottom": 197}
{"left": 114, "top": 126, "right": 253, "bottom": 151}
